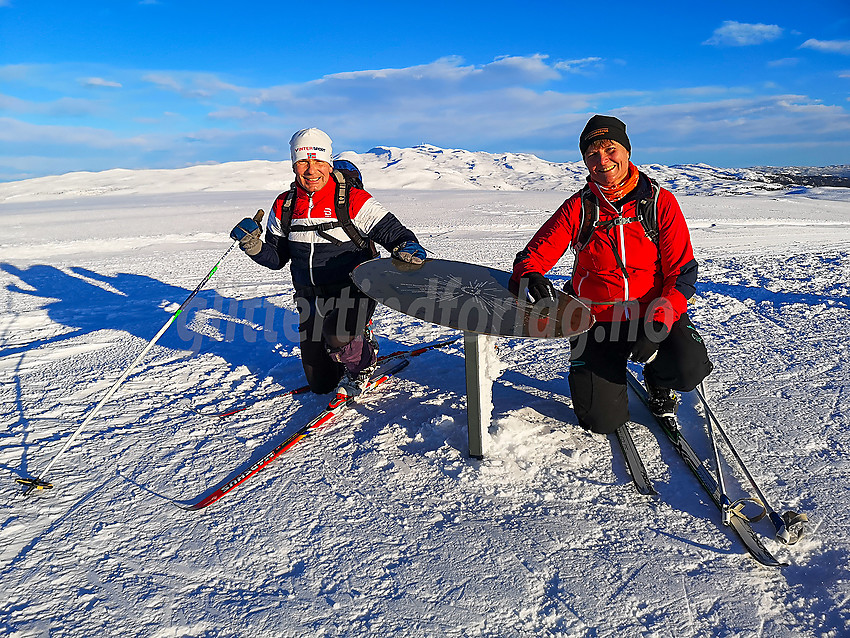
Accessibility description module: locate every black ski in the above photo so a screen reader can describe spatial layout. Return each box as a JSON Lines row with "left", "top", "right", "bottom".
{"left": 626, "top": 370, "right": 786, "bottom": 567}
{"left": 613, "top": 423, "right": 656, "bottom": 495}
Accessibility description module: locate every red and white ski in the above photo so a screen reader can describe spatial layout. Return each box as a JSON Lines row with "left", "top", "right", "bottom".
{"left": 177, "top": 339, "right": 456, "bottom": 510}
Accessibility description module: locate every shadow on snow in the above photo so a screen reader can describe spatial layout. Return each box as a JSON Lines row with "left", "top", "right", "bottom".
{"left": 0, "top": 262, "right": 302, "bottom": 479}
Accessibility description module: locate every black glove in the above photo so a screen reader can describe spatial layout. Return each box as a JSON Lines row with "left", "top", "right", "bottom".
{"left": 630, "top": 320, "right": 670, "bottom": 363}
{"left": 230, "top": 209, "right": 265, "bottom": 256}
{"left": 522, "top": 272, "right": 557, "bottom": 304}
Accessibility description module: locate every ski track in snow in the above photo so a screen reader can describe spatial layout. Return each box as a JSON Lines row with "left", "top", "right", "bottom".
{"left": 1, "top": 166, "right": 849, "bottom": 637}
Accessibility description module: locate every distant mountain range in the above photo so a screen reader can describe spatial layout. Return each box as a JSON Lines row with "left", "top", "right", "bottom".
{"left": 0, "top": 144, "right": 847, "bottom": 203}
{"left": 745, "top": 165, "right": 850, "bottom": 188}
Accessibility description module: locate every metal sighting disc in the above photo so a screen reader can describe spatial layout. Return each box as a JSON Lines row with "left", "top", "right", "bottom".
{"left": 352, "top": 258, "right": 594, "bottom": 338}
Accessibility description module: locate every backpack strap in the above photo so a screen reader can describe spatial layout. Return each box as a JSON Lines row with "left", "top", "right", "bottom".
{"left": 279, "top": 182, "right": 297, "bottom": 237}
{"left": 635, "top": 177, "right": 660, "bottom": 244}
{"left": 278, "top": 180, "right": 346, "bottom": 246}
{"left": 574, "top": 185, "right": 642, "bottom": 250}
{"left": 574, "top": 185, "right": 598, "bottom": 253}
{"left": 288, "top": 221, "right": 346, "bottom": 245}
{"left": 574, "top": 178, "right": 661, "bottom": 252}
{"left": 331, "top": 169, "right": 378, "bottom": 256}
{"left": 571, "top": 178, "right": 661, "bottom": 284}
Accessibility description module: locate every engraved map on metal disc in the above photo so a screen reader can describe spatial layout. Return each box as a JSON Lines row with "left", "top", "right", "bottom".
{"left": 351, "top": 258, "right": 594, "bottom": 338}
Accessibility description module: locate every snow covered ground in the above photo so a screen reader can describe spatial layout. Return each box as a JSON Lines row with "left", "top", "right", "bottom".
{"left": 1, "top": 149, "right": 849, "bottom": 637}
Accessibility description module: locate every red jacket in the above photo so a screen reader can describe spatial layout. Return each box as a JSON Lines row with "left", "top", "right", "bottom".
{"left": 512, "top": 173, "right": 697, "bottom": 328}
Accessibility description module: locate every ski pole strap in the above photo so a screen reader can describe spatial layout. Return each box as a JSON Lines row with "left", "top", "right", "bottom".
{"left": 729, "top": 497, "right": 767, "bottom": 523}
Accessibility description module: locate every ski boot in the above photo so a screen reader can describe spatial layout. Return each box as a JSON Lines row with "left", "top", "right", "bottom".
{"left": 364, "top": 323, "right": 379, "bottom": 360}
{"left": 335, "top": 365, "right": 375, "bottom": 399}
{"left": 646, "top": 382, "right": 679, "bottom": 418}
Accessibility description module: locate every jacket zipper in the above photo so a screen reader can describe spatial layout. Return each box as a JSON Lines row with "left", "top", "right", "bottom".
{"left": 617, "top": 210, "right": 630, "bottom": 318}
{"left": 599, "top": 189, "right": 632, "bottom": 317}
{"left": 307, "top": 193, "right": 316, "bottom": 286}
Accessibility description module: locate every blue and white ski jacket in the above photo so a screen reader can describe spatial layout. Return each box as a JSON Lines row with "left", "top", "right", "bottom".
{"left": 248, "top": 179, "right": 417, "bottom": 296}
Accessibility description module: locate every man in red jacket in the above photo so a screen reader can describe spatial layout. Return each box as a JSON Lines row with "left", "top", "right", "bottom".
{"left": 512, "top": 115, "right": 712, "bottom": 433}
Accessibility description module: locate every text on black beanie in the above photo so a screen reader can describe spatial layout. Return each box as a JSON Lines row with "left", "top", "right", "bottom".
{"left": 579, "top": 115, "right": 631, "bottom": 156}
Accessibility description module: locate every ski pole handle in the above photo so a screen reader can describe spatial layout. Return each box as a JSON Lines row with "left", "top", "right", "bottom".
{"left": 230, "top": 210, "right": 265, "bottom": 245}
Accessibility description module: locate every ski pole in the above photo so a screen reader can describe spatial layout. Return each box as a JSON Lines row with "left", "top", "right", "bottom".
{"left": 696, "top": 382, "right": 802, "bottom": 544}
{"left": 701, "top": 384, "right": 733, "bottom": 526}
{"left": 16, "top": 211, "right": 263, "bottom": 496}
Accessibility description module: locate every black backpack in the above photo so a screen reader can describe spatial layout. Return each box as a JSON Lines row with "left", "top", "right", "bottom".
{"left": 573, "top": 177, "right": 661, "bottom": 252}
{"left": 278, "top": 159, "right": 377, "bottom": 256}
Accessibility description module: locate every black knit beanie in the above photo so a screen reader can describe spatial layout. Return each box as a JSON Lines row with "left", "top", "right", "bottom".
{"left": 579, "top": 115, "right": 631, "bottom": 156}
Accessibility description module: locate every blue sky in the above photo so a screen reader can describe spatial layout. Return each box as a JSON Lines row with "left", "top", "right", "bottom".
{"left": 0, "top": 1, "right": 848, "bottom": 181}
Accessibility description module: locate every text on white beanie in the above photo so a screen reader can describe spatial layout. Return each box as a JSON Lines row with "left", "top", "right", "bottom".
{"left": 289, "top": 128, "right": 333, "bottom": 165}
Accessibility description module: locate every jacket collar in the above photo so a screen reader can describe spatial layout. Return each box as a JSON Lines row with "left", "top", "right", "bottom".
{"left": 589, "top": 170, "right": 651, "bottom": 209}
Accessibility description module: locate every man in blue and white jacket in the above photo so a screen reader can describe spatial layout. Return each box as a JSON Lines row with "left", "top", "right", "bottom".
{"left": 231, "top": 128, "right": 426, "bottom": 396}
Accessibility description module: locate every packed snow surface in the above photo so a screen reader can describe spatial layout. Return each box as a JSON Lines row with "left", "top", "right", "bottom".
{"left": 1, "top": 148, "right": 849, "bottom": 637}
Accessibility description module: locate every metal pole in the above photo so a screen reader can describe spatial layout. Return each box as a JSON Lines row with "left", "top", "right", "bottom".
{"left": 18, "top": 240, "right": 241, "bottom": 495}
{"left": 463, "top": 332, "right": 492, "bottom": 459}
{"left": 696, "top": 383, "right": 792, "bottom": 543}
{"left": 700, "top": 382, "right": 732, "bottom": 526}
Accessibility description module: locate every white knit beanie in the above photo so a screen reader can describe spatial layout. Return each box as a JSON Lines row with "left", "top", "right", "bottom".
{"left": 289, "top": 128, "right": 333, "bottom": 164}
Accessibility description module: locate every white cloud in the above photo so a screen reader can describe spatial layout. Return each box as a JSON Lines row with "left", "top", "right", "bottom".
{"left": 554, "top": 58, "right": 604, "bottom": 73}
{"left": 246, "top": 56, "right": 566, "bottom": 112}
{"left": 0, "top": 93, "right": 101, "bottom": 117}
{"left": 2, "top": 55, "right": 849, "bottom": 173}
{"left": 308, "top": 54, "right": 560, "bottom": 90}
{"left": 143, "top": 73, "right": 184, "bottom": 93}
{"left": 196, "top": 55, "right": 850, "bottom": 164}
{"left": 704, "top": 21, "right": 783, "bottom": 47}
{"left": 619, "top": 96, "right": 850, "bottom": 150}
{"left": 484, "top": 54, "right": 561, "bottom": 83}
{"left": 800, "top": 39, "right": 850, "bottom": 55}
{"left": 0, "top": 117, "right": 147, "bottom": 150}
{"left": 0, "top": 64, "right": 44, "bottom": 82}
{"left": 134, "top": 111, "right": 185, "bottom": 125}
{"left": 669, "top": 85, "right": 750, "bottom": 97}
{"left": 768, "top": 58, "right": 799, "bottom": 67}
{"left": 208, "top": 107, "right": 269, "bottom": 121}
{"left": 0, "top": 93, "right": 31, "bottom": 112}
{"left": 142, "top": 72, "right": 240, "bottom": 99}
{"left": 237, "top": 56, "right": 591, "bottom": 149}
{"left": 80, "top": 77, "right": 123, "bottom": 89}
{"left": 321, "top": 56, "right": 472, "bottom": 83}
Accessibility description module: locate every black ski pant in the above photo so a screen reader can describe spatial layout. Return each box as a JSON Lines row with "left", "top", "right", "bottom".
{"left": 296, "top": 284, "right": 376, "bottom": 394}
{"left": 568, "top": 313, "right": 713, "bottom": 434}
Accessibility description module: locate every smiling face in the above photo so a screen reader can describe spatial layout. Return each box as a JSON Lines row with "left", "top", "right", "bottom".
{"left": 293, "top": 159, "right": 332, "bottom": 193}
{"left": 583, "top": 140, "right": 631, "bottom": 187}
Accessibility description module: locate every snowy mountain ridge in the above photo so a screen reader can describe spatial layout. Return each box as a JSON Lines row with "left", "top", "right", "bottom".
{"left": 1, "top": 143, "right": 847, "bottom": 203}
